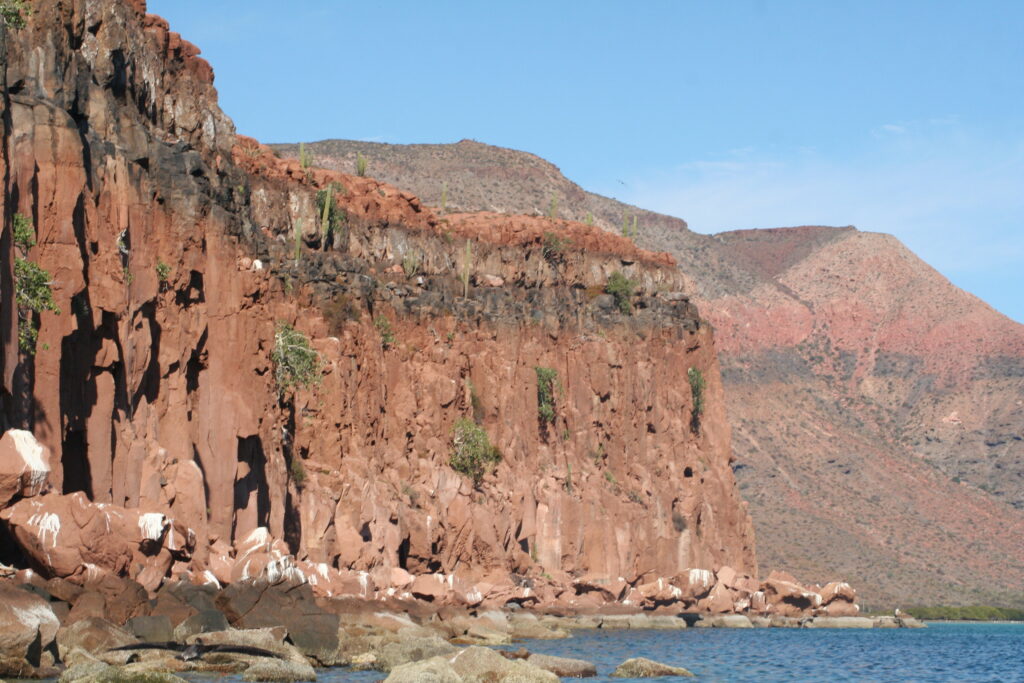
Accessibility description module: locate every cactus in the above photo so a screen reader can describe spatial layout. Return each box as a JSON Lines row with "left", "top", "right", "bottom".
{"left": 298, "top": 142, "right": 313, "bottom": 169}
{"left": 320, "top": 184, "right": 333, "bottom": 240}
{"left": 461, "top": 239, "right": 472, "bottom": 298}
{"left": 356, "top": 152, "right": 368, "bottom": 177}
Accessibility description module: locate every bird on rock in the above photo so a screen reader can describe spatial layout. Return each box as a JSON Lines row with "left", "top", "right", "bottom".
{"left": 109, "top": 637, "right": 283, "bottom": 662}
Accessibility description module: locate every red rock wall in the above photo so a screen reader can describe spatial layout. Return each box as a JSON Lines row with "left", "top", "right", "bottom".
{"left": 0, "top": 0, "right": 755, "bottom": 591}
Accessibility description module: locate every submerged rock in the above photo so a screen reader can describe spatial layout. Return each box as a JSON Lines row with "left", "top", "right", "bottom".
{"left": 611, "top": 656, "right": 695, "bottom": 678}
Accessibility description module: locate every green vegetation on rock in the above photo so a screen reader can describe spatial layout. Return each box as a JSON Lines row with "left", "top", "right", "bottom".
{"left": 12, "top": 214, "right": 60, "bottom": 354}
{"left": 375, "top": 315, "right": 396, "bottom": 349}
{"left": 605, "top": 271, "right": 635, "bottom": 315}
{"left": 272, "top": 322, "right": 322, "bottom": 395}
{"left": 688, "top": 367, "right": 705, "bottom": 433}
{"left": 0, "top": 0, "right": 29, "bottom": 29}
{"left": 450, "top": 417, "right": 501, "bottom": 486}
{"left": 541, "top": 231, "right": 570, "bottom": 265}
{"left": 355, "top": 151, "right": 368, "bottom": 177}
{"left": 535, "top": 366, "right": 559, "bottom": 425}
{"left": 905, "top": 605, "right": 1024, "bottom": 621}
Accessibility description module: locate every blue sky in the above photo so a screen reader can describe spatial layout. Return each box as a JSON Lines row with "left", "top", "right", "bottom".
{"left": 150, "top": 1, "right": 1023, "bottom": 323}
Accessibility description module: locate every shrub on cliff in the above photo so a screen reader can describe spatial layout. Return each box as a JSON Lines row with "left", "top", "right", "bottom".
{"left": 688, "top": 367, "right": 705, "bottom": 433}
{"left": 605, "top": 271, "right": 636, "bottom": 315}
{"left": 541, "top": 231, "right": 570, "bottom": 266}
{"left": 1, "top": 0, "right": 29, "bottom": 29}
{"left": 272, "top": 322, "right": 322, "bottom": 396}
{"left": 450, "top": 418, "right": 500, "bottom": 486}
{"left": 12, "top": 214, "right": 60, "bottom": 354}
{"left": 535, "top": 366, "right": 559, "bottom": 426}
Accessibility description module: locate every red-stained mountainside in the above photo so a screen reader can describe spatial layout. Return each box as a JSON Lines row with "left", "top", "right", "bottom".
{"left": 702, "top": 226, "right": 1024, "bottom": 607}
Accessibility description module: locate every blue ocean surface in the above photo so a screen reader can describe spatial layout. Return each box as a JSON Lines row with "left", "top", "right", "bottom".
{"left": 169, "top": 622, "right": 1024, "bottom": 682}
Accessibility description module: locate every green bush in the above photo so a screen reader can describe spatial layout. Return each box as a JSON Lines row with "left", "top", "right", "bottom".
{"left": 605, "top": 271, "right": 636, "bottom": 315}
{"left": 272, "top": 322, "right": 322, "bottom": 395}
{"left": 541, "top": 231, "right": 570, "bottom": 265}
{"left": 374, "top": 315, "right": 396, "bottom": 349}
{"left": 450, "top": 417, "right": 501, "bottom": 486}
{"left": 535, "top": 366, "right": 558, "bottom": 425}
{"left": 155, "top": 261, "right": 171, "bottom": 282}
{"left": 688, "top": 367, "right": 705, "bottom": 433}
{"left": 12, "top": 213, "right": 34, "bottom": 250}
{"left": 13, "top": 214, "right": 59, "bottom": 354}
{"left": 355, "top": 152, "right": 368, "bottom": 177}
{"left": 0, "top": 0, "right": 29, "bottom": 29}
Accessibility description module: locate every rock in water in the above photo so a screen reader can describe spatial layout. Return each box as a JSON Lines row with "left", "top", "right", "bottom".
{"left": 527, "top": 652, "right": 598, "bottom": 677}
{"left": 448, "top": 646, "right": 559, "bottom": 681}
{"left": 384, "top": 655, "right": 463, "bottom": 683}
{"left": 611, "top": 656, "right": 695, "bottom": 678}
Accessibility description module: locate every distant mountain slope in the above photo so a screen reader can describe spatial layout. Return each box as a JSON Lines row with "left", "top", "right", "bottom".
{"left": 276, "top": 138, "right": 1024, "bottom": 607}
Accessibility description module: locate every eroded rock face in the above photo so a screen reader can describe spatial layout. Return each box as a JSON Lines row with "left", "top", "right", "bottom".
{"left": 0, "top": 0, "right": 756, "bottom": 608}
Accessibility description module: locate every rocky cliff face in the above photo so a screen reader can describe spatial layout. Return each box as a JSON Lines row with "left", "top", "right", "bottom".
{"left": 0, "top": 0, "right": 756, "bottom": 602}
{"left": 291, "top": 145, "right": 1024, "bottom": 606}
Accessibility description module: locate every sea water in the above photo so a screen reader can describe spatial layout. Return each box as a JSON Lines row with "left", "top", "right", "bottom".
{"left": 68, "top": 622, "right": 1024, "bottom": 682}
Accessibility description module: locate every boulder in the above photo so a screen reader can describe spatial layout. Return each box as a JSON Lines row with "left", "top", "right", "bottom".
{"left": 611, "top": 657, "right": 695, "bottom": 678}
{"left": 0, "top": 429, "right": 51, "bottom": 508}
{"left": 55, "top": 618, "right": 136, "bottom": 659}
{"left": 448, "top": 646, "right": 558, "bottom": 682}
{"left": 217, "top": 578, "right": 339, "bottom": 664}
{"left": 239, "top": 657, "right": 317, "bottom": 682}
{"left": 674, "top": 568, "right": 715, "bottom": 601}
{"left": 126, "top": 615, "right": 174, "bottom": 643}
{"left": 59, "top": 662, "right": 190, "bottom": 683}
{"left": 697, "top": 582, "right": 735, "bottom": 613}
{"left": 172, "top": 609, "right": 230, "bottom": 640}
{"left": 372, "top": 635, "right": 458, "bottom": 672}
{"left": 0, "top": 493, "right": 194, "bottom": 588}
{"left": 82, "top": 574, "right": 151, "bottom": 625}
{"left": 151, "top": 581, "right": 219, "bottom": 626}
{"left": 0, "top": 583, "right": 61, "bottom": 674}
{"left": 527, "top": 652, "right": 598, "bottom": 677}
{"left": 703, "top": 614, "right": 753, "bottom": 628}
{"left": 819, "top": 581, "right": 857, "bottom": 605}
{"left": 385, "top": 655, "right": 463, "bottom": 683}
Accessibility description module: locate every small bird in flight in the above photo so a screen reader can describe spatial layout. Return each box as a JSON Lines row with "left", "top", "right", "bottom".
{"left": 109, "top": 637, "right": 283, "bottom": 662}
